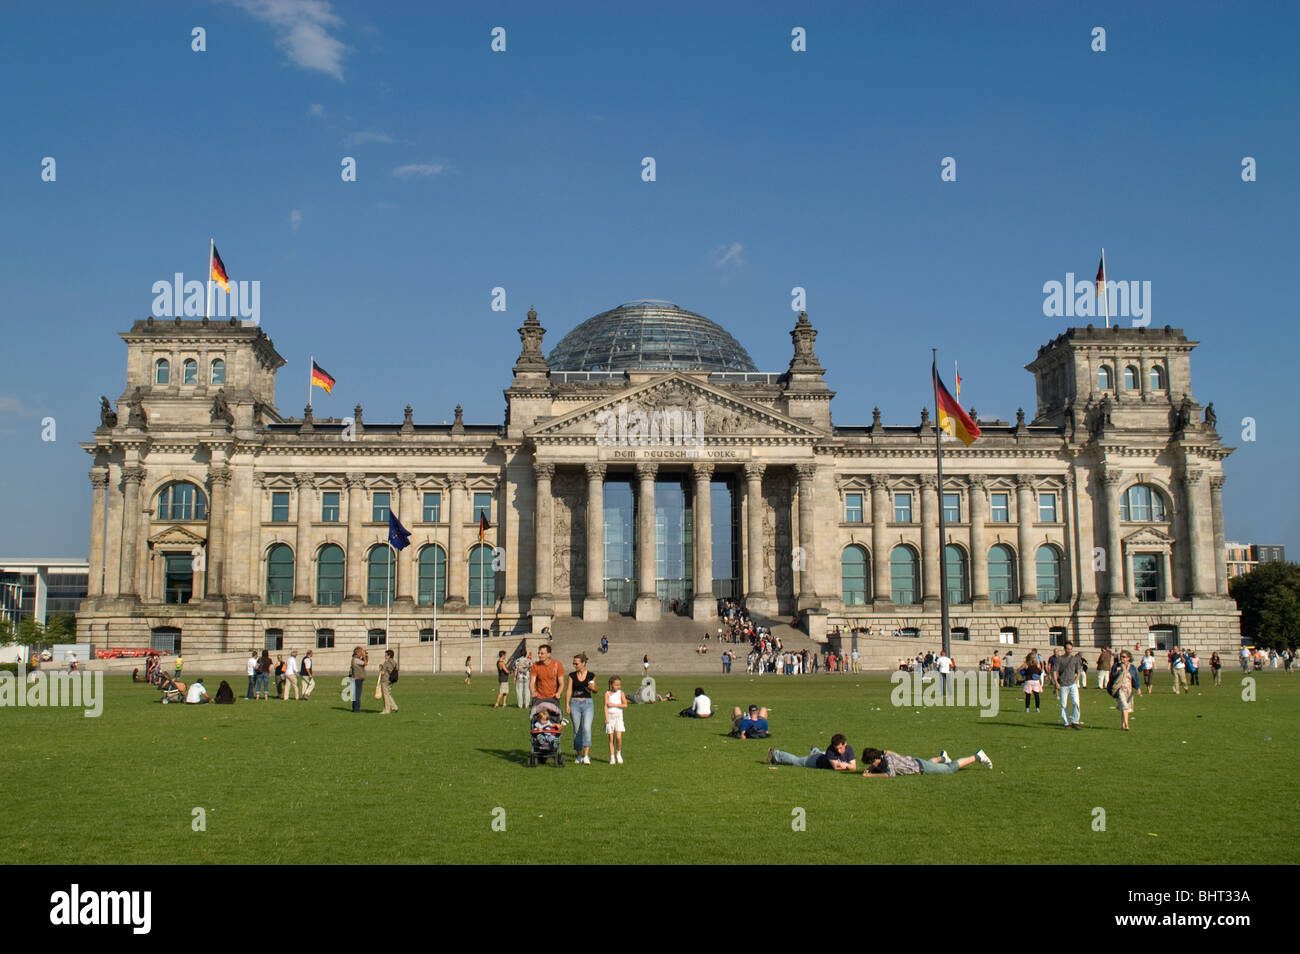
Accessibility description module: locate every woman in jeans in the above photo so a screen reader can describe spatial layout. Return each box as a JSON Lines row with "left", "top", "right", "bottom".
{"left": 254, "top": 649, "right": 272, "bottom": 700}
{"left": 349, "top": 646, "right": 368, "bottom": 714}
{"left": 565, "top": 653, "right": 598, "bottom": 764}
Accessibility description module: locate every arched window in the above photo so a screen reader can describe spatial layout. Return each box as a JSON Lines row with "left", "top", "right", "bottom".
{"left": 210, "top": 358, "right": 226, "bottom": 384}
{"left": 1120, "top": 484, "right": 1168, "bottom": 521}
{"left": 157, "top": 482, "right": 208, "bottom": 521}
{"left": 367, "top": 546, "right": 393, "bottom": 606}
{"left": 265, "top": 544, "right": 293, "bottom": 605}
{"left": 841, "top": 545, "right": 869, "bottom": 606}
{"left": 889, "top": 545, "right": 920, "bottom": 605}
{"left": 1097, "top": 365, "right": 1113, "bottom": 391}
{"left": 182, "top": 358, "right": 198, "bottom": 384}
{"left": 155, "top": 358, "right": 170, "bottom": 384}
{"left": 988, "top": 544, "right": 1017, "bottom": 604}
{"left": 1123, "top": 366, "right": 1139, "bottom": 390}
{"left": 1036, "top": 545, "right": 1063, "bottom": 603}
{"left": 1149, "top": 364, "right": 1165, "bottom": 390}
{"left": 316, "top": 544, "right": 344, "bottom": 606}
{"left": 944, "top": 544, "right": 969, "bottom": 604}
{"left": 469, "top": 544, "right": 496, "bottom": 607}
{"left": 418, "top": 544, "right": 447, "bottom": 607}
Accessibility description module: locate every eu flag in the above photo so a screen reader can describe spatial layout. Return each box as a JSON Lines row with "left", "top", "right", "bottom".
{"left": 388, "top": 512, "right": 411, "bottom": 550}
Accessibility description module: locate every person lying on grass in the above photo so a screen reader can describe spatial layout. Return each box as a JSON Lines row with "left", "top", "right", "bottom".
{"left": 730, "top": 705, "right": 770, "bottom": 738}
{"left": 766, "top": 734, "right": 855, "bottom": 769}
{"left": 860, "top": 746, "right": 992, "bottom": 776}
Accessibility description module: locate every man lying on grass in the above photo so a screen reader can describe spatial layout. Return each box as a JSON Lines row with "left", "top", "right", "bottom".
{"left": 766, "top": 734, "right": 855, "bottom": 769}
{"left": 860, "top": 747, "right": 992, "bottom": 776}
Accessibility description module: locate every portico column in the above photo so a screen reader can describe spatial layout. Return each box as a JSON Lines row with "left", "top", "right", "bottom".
{"left": 583, "top": 463, "right": 608, "bottom": 621}
{"left": 88, "top": 469, "right": 108, "bottom": 598}
{"left": 395, "top": 475, "right": 417, "bottom": 606}
{"left": 1182, "top": 468, "right": 1210, "bottom": 599}
{"left": 533, "top": 462, "right": 556, "bottom": 611}
{"left": 919, "top": 474, "right": 940, "bottom": 610}
{"left": 794, "top": 463, "right": 821, "bottom": 610}
{"left": 1210, "top": 476, "right": 1228, "bottom": 597}
{"left": 1101, "top": 466, "right": 1127, "bottom": 604}
{"left": 1162, "top": 550, "right": 1175, "bottom": 601}
{"left": 118, "top": 466, "right": 143, "bottom": 599}
{"left": 344, "top": 474, "right": 366, "bottom": 603}
{"left": 635, "top": 462, "right": 660, "bottom": 620}
{"left": 969, "top": 475, "right": 990, "bottom": 606}
{"left": 444, "top": 477, "right": 468, "bottom": 609}
{"left": 292, "top": 473, "right": 314, "bottom": 602}
{"left": 742, "top": 462, "right": 767, "bottom": 612}
{"left": 869, "top": 475, "right": 893, "bottom": 610}
{"left": 1016, "top": 475, "right": 1040, "bottom": 606}
{"left": 691, "top": 463, "right": 715, "bottom": 621}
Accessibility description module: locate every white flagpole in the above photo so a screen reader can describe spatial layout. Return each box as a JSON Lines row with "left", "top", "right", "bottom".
{"left": 1102, "top": 247, "right": 1110, "bottom": 329}
{"left": 308, "top": 355, "right": 313, "bottom": 411}
{"left": 205, "top": 237, "right": 213, "bottom": 320}
{"left": 386, "top": 540, "right": 393, "bottom": 649}
{"left": 432, "top": 547, "right": 439, "bottom": 673}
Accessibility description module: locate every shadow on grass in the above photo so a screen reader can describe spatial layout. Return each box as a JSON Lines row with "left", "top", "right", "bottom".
{"left": 476, "top": 748, "right": 527, "bottom": 764}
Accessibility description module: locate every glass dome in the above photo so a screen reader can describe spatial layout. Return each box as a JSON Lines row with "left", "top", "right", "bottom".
{"left": 546, "top": 301, "right": 758, "bottom": 373}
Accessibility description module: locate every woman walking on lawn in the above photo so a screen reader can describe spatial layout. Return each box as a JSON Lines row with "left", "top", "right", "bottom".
{"left": 566, "top": 653, "right": 598, "bottom": 764}
{"left": 348, "top": 646, "right": 367, "bottom": 714}
{"left": 464, "top": 655, "right": 472, "bottom": 685}
{"left": 1141, "top": 649, "right": 1155, "bottom": 693}
{"left": 1110, "top": 650, "right": 1140, "bottom": 730}
{"left": 493, "top": 650, "right": 510, "bottom": 708}
{"left": 1210, "top": 652, "right": 1222, "bottom": 687}
{"left": 1022, "top": 651, "right": 1044, "bottom": 713}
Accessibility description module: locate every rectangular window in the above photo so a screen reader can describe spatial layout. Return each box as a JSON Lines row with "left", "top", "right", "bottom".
{"left": 1133, "top": 554, "right": 1161, "bottom": 602}
{"left": 316, "top": 629, "right": 335, "bottom": 649}
{"left": 372, "top": 492, "right": 391, "bottom": 523}
{"left": 367, "top": 629, "right": 386, "bottom": 646}
{"left": 271, "top": 491, "right": 289, "bottom": 523}
{"left": 991, "top": 492, "right": 1010, "bottom": 522}
{"left": 942, "top": 492, "right": 961, "bottom": 523}
{"left": 893, "top": 492, "right": 913, "bottom": 523}
{"left": 321, "top": 491, "right": 340, "bottom": 522}
{"left": 1039, "top": 492, "right": 1058, "bottom": 523}
{"left": 423, "top": 492, "right": 441, "bottom": 523}
{"left": 419, "top": 628, "right": 436, "bottom": 643}
{"left": 473, "top": 492, "right": 492, "bottom": 524}
{"left": 845, "top": 493, "right": 863, "bottom": 523}
{"left": 264, "top": 629, "right": 283, "bottom": 651}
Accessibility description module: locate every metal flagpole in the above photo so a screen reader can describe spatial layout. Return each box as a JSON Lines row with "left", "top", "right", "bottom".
{"left": 932, "top": 350, "right": 952, "bottom": 663}
{"left": 479, "top": 547, "right": 485, "bottom": 673}
{"left": 1102, "top": 247, "right": 1110, "bottom": 329}
{"left": 386, "top": 542, "right": 393, "bottom": 649}
{"left": 308, "top": 355, "right": 313, "bottom": 411}
{"left": 205, "top": 237, "right": 213, "bottom": 321}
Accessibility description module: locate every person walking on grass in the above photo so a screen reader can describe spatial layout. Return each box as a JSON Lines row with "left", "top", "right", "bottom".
{"left": 379, "top": 648, "right": 399, "bottom": 714}
{"left": 860, "top": 746, "right": 992, "bottom": 776}
{"left": 282, "top": 652, "right": 300, "bottom": 700}
{"left": 1141, "top": 648, "right": 1155, "bottom": 693}
{"left": 301, "top": 650, "right": 315, "bottom": 699}
{"left": 349, "top": 646, "right": 367, "bottom": 714}
{"left": 514, "top": 651, "right": 533, "bottom": 709}
{"left": 1054, "top": 640, "right": 1084, "bottom": 729}
{"left": 1109, "top": 650, "right": 1141, "bottom": 731}
{"left": 604, "top": 675, "right": 627, "bottom": 764}
{"left": 493, "top": 650, "right": 510, "bottom": 708}
{"left": 464, "top": 655, "right": 472, "bottom": 686}
{"left": 255, "top": 650, "right": 272, "bottom": 700}
{"left": 566, "top": 653, "right": 598, "bottom": 764}
{"left": 1022, "top": 651, "right": 1044, "bottom": 714}
{"left": 246, "top": 651, "right": 257, "bottom": 700}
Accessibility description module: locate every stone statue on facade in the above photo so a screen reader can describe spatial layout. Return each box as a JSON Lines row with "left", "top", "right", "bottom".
{"left": 210, "top": 388, "right": 234, "bottom": 426}
{"left": 1202, "top": 402, "right": 1216, "bottom": 429}
{"left": 126, "top": 387, "right": 148, "bottom": 428}
{"left": 99, "top": 396, "right": 118, "bottom": 428}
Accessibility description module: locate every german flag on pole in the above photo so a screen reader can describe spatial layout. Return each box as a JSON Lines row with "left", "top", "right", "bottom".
{"left": 311, "top": 361, "right": 336, "bottom": 393}
{"left": 478, "top": 512, "right": 490, "bottom": 542}
{"left": 934, "top": 365, "right": 981, "bottom": 446}
{"left": 210, "top": 243, "right": 231, "bottom": 294}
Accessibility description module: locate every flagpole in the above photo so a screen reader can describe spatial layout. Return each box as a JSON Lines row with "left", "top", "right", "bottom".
{"left": 308, "top": 355, "right": 313, "bottom": 411}
{"left": 386, "top": 541, "right": 393, "bottom": 650}
{"left": 1102, "top": 247, "right": 1110, "bottom": 329}
{"left": 205, "top": 237, "right": 213, "bottom": 321}
{"left": 432, "top": 548, "right": 439, "bottom": 673}
{"left": 932, "top": 349, "right": 952, "bottom": 664}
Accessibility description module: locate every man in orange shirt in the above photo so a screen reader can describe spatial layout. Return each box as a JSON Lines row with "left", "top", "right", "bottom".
{"left": 991, "top": 652, "right": 1002, "bottom": 688}
{"left": 529, "top": 644, "right": 565, "bottom": 705}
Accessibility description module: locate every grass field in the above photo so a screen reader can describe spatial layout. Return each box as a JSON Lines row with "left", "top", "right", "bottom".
{"left": 2, "top": 669, "right": 1297, "bottom": 865}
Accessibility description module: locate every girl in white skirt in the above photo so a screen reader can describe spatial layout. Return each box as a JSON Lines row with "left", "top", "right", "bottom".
{"left": 605, "top": 676, "right": 628, "bottom": 764}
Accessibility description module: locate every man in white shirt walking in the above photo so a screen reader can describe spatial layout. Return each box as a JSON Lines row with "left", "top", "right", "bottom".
{"left": 246, "top": 652, "right": 257, "bottom": 699}
{"left": 936, "top": 652, "right": 952, "bottom": 696}
{"left": 282, "top": 652, "right": 300, "bottom": 700}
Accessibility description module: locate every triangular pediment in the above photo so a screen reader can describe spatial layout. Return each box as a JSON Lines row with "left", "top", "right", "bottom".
{"left": 149, "top": 525, "right": 207, "bottom": 547}
{"left": 528, "top": 373, "right": 824, "bottom": 442}
{"left": 1122, "top": 526, "right": 1174, "bottom": 547}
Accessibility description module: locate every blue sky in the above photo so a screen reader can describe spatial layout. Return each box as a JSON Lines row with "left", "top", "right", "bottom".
{"left": 1, "top": 0, "right": 1297, "bottom": 557}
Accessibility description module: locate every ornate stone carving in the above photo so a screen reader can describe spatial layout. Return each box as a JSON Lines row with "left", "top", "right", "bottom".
{"left": 1183, "top": 468, "right": 1204, "bottom": 485}
{"left": 122, "top": 466, "right": 144, "bottom": 486}
{"left": 692, "top": 462, "right": 714, "bottom": 481}
{"left": 585, "top": 462, "right": 607, "bottom": 481}
{"left": 451, "top": 405, "right": 465, "bottom": 435}
{"left": 1101, "top": 466, "right": 1124, "bottom": 487}
{"left": 743, "top": 461, "right": 766, "bottom": 482}
{"left": 1203, "top": 402, "right": 1216, "bottom": 429}
{"left": 401, "top": 405, "right": 414, "bottom": 433}
{"left": 90, "top": 471, "right": 109, "bottom": 490}
{"left": 762, "top": 469, "right": 795, "bottom": 599}
{"left": 210, "top": 388, "right": 234, "bottom": 426}
{"left": 1209, "top": 475, "right": 1225, "bottom": 491}
{"left": 635, "top": 462, "right": 657, "bottom": 482}
{"left": 294, "top": 473, "right": 316, "bottom": 490}
{"left": 703, "top": 404, "right": 745, "bottom": 434}
{"left": 396, "top": 474, "right": 417, "bottom": 490}
{"left": 787, "top": 311, "right": 823, "bottom": 373}
{"left": 1016, "top": 474, "right": 1036, "bottom": 489}
{"left": 98, "top": 396, "right": 117, "bottom": 428}
{"left": 513, "top": 306, "right": 549, "bottom": 373}
{"left": 552, "top": 469, "right": 587, "bottom": 601}
{"left": 794, "top": 463, "right": 817, "bottom": 483}
{"left": 126, "top": 387, "right": 148, "bottom": 428}
{"left": 871, "top": 407, "right": 882, "bottom": 431}
{"left": 208, "top": 467, "right": 233, "bottom": 487}
{"left": 534, "top": 461, "right": 556, "bottom": 481}
{"left": 868, "top": 473, "right": 890, "bottom": 490}
{"left": 919, "top": 474, "right": 937, "bottom": 489}
{"left": 345, "top": 474, "right": 368, "bottom": 491}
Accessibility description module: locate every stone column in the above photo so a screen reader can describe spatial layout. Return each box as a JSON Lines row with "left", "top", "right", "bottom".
{"left": 204, "top": 466, "right": 231, "bottom": 601}
{"left": 1210, "top": 476, "right": 1228, "bottom": 597}
{"left": 692, "top": 463, "right": 715, "bottom": 621}
{"left": 1139, "top": 355, "right": 1152, "bottom": 403}
{"left": 444, "top": 476, "right": 468, "bottom": 609}
{"left": 88, "top": 469, "right": 108, "bottom": 598}
{"left": 743, "top": 462, "right": 767, "bottom": 612}
{"left": 344, "top": 474, "right": 366, "bottom": 603}
{"left": 1016, "top": 475, "right": 1039, "bottom": 605}
{"left": 919, "top": 475, "right": 940, "bottom": 609}
{"left": 133, "top": 471, "right": 152, "bottom": 600}
{"left": 794, "top": 463, "right": 821, "bottom": 610}
{"left": 118, "top": 466, "right": 143, "bottom": 598}
{"left": 104, "top": 461, "right": 124, "bottom": 597}
{"left": 969, "top": 476, "right": 990, "bottom": 606}
{"left": 1162, "top": 550, "right": 1175, "bottom": 601}
{"left": 292, "top": 473, "right": 314, "bottom": 602}
{"left": 635, "top": 462, "right": 660, "bottom": 620}
{"left": 1101, "top": 467, "right": 1126, "bottom": 603}
{"left": 583, "top": 463, "right": 608, "bottom": 621}
{"left": 533, "top": 461, "right": 555, "bottom": 609}
{"left": 869, "top": 475, "right": 892, "bottom": 609}
{"left": 1182, "top": 468, "right": 1210, "bottom": 599}
{"left": 395, "top": 476, "right": 417, "bottom": 606}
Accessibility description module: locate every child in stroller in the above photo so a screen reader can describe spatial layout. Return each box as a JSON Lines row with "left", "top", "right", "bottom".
{"left": 527, "top": 700, "right": 568, "bottom": 767}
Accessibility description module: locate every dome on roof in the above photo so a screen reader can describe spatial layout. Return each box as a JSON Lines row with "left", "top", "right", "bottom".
{"left": 546, "top": 301, "right": 758, "bottom": 373}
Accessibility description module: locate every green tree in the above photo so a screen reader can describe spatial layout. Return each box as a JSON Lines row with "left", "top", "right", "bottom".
{"left": 1230, "top": 561, "right": 1300, "bottom": 650}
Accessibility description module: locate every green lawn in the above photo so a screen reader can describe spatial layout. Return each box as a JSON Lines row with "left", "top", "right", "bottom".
{"left": 2, "top": 670, "right": 1296, "bottom": 864}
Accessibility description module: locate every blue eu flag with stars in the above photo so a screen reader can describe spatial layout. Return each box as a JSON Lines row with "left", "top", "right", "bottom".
{"left": 388, "top": 512, "right": 411, "bottom": 551}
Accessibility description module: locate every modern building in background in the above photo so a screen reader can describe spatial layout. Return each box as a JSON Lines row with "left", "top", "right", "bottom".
{"left": 0, "top": 558, "right": 89, "bottom": 628}
{"left": 78, "top": 304, "right": 1240, "bottom": 655}
{"left": 1225, "top": 542, "right": 1287, "bottom": 579}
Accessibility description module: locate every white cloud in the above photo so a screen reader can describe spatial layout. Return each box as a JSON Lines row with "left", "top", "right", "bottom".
{"left": 229, "top": 0, "right": 351, "bottom": 81}
{"left": 710, "top": 242, "right": 746, "bottom": 269}
{"left": 0, "top": 396, "right": 40, "bottom": 417}
{"left": 347, "top": 130, "right": 395, "bottom": 145}
{"left": 392, "top": 162, "right": 447, "bottom": 179}
{"left": 288, "top": 209, "right": 303, "bottom": 231}
{"left": 307, "top": 102, "right": 326, "bottom": 117}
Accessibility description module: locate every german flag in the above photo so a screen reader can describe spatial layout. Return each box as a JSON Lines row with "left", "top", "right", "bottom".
{"left": 311, "top": 361, "right": 336, "bottom": 394}
{"left": 478, "top": 512, "right": 490, "bottom": 542}
{"left": 934, "top": 365, "right": 980, "bottom": 446}
{"left": 210, "top": 243, "right": 231, "bottom": 294}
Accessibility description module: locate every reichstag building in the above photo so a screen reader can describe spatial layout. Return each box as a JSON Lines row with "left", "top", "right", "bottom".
{"left": 78, "top": 301, "right": 1240, "bottom": 654}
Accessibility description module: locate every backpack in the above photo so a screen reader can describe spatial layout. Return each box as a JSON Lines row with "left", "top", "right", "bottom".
{"left": 388, "top": 665, "right": 399, "bottom": 684}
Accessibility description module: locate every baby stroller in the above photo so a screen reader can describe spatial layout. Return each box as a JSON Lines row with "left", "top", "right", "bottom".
{"left": 527, "top": 699, "right": 567, "bottom": 767}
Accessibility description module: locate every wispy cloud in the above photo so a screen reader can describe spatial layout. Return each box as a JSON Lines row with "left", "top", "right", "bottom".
{"left": 347, "top": 130, "right": 395, "bottom": 145}
{"left": 307, "top": 102, "right": 326, "bottom": 117}
{"left": 288, "top": 209, "right": 303, "bottom": 232}
{"left": 229, "top": 0, "right": 351, "bottom": 81}
{"left": 0, "top": 396, "right": 41, "bottom": 417}
{"left": 710, "top": 242, "right": 746, "bottom": 270}
{"left": 392, "top": 161, "right": 447, "bottom": 179}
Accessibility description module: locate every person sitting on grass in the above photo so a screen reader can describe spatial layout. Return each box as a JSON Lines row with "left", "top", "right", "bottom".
{"left": 860, "top": 746, "right": 992, "bottom": 776}
{"left": 730, "top": 705, "right": 770, "bottom": 738}
{"left": 679, "top": 687, "right": 713, "bottom": 718}
{"left": 185, "top": 678, "right": 211, "bottom": 705}
{"left": 767, "top": 734, "right": 855, "bottom": 769}
{"left": 214, "top": 680, "right": 236, "bottom": 704}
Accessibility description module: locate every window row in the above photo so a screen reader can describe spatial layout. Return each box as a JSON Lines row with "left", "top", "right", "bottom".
{"left": 155, "top": 357, "right": 226, "bottom": 385}
{"left": 842, "top": 490, "right": 1060, "bottom": 524}
{"left": 265, "top": 626, "right": 457, "bottom": 651}
{"left": 265, "top": 490, "right": 492, "bottom": 524}
{"left": 265, "top": 543, "right": 497, "bottom": 607}
{"left": 839, "top": 543, "right": 1065, "bottom": 606}
{"left": 1097, "top": 363, "right": 1166, "bottom": 392}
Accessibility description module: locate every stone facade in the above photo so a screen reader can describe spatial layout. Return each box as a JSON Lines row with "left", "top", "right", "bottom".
{"left": 78, "top": 311, "right": 1240, "bottom": 655}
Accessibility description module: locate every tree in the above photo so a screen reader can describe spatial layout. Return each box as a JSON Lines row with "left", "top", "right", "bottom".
{"left": 1230, "top": 561, "right": 1300, "bottom": 650}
